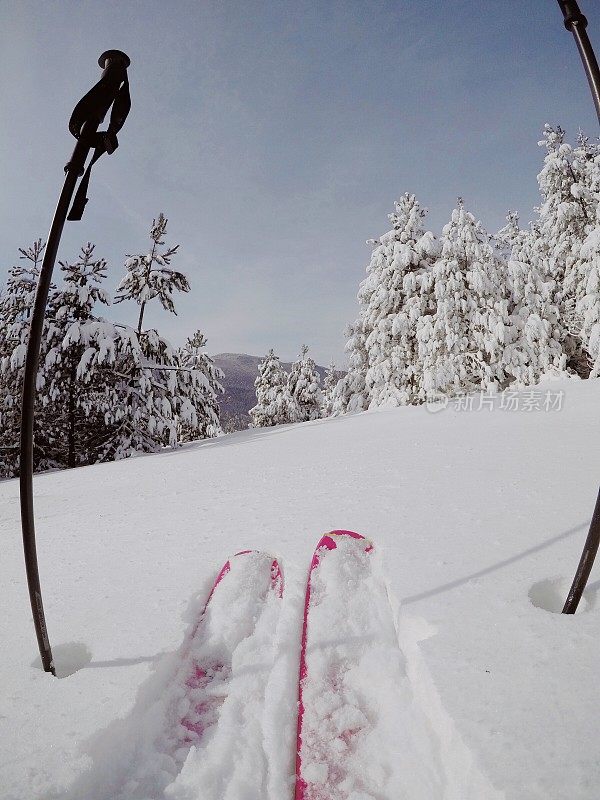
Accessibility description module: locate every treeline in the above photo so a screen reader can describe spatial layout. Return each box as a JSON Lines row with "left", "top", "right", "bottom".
{"left": 0, "top": 214, "right": 222, "bottom": 478}
{"left": 252, "top": 124, "right": 600, "bottom": 426}
{"left": 249, "top": 347, "right": 341, "bottom": 426}
{"left": 334, "top": 125, "right": 600, "bottom": 412}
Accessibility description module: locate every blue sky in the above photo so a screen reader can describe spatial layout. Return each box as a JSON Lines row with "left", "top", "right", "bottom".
{"left": 1, "top": 0, "right": 599, "bottom": 364}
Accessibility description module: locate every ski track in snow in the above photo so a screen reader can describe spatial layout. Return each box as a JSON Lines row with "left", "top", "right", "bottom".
{"left": 43, "top": 538, "right": 468, "bottom": 800}
{"left": 60, "top": 530, "right": 498, "bottom": 800}
{"left": 55, "top": 551, "right": 288, "bottom": 800}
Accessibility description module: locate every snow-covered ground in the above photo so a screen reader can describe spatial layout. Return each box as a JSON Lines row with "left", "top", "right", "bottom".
{"left": 2, "top": 378, "right": 600, "bottom": 800}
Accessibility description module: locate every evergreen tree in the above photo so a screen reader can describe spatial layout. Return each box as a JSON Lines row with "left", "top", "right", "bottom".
{"left": 360, "top": 193, "right": 440, "bottom": 407}
{"left": 287, "top": 345, "right": 322, "bottom": 422}
{"left": 43, "top": 244, "right": 115, "bottom": 468}
{"left": 100, "top": 214, "right": 194, "bottom": 459}
{"left": 334, "top": 194, "right": 439, "bottom": 412}
{"left": 96, "top": 327, "right": 180, "bottom": 460}
{"left": 578, "top": 212, "right": 600, "bottom": 376}
{"left": 250, "top": 349, "right": 291, "bottom": 427}
{"left": 496, "top": 212, "right": 566, "bottom": 385}
{"left": 322, "top": 359, "right": 343, "bottom": 417}
{"left": 177, "top": 331, "right": 223, "bottom": 441}
{"left": 417, "top": 200, "right": 508, "bottom": 398}
{"left": 115, "top": 213, "right": 190, "bottom": 334}
{"left": 570, "top": 133, "right": 600, "bottom": 373}
{"left": 534, "top": 125, "right": 595, "bottom": 375}
{"left": 0, "top": 240, "right": 59, "bottom": 476}
{"left": 332, "top": 320, "right": 369, "bottom": 415}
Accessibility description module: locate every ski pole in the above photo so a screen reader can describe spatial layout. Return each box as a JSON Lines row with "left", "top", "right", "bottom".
{"left": 557, "top": 0, "right": 600, "bottom": 124}
{"left": 19, "top": 51, "right": 131, "bottom": 674}
{"left": 555, "top": 2, "right": 600, "bottom": 613}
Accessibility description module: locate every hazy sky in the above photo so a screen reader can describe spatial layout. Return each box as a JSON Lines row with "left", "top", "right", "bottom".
{"left": 1, "top": 0, "right": 599, "bottom": 364}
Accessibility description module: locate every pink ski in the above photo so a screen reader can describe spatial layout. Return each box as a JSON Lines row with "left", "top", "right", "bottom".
{"left": 295, "top": 530, "right": 373, "bottom": 800}
{"left": 174, "top": 549, "right": 283, "bottom": 752}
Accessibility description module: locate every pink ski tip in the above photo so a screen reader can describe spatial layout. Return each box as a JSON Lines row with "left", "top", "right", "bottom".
{"left": 317, "top": 530, "right": 373, "bottom": 553}
{"left": 327, "top": 529, "right": 365, "bottom": 539}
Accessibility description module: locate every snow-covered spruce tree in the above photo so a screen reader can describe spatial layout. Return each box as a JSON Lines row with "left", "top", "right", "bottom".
{"left": 534, "top": 125, "right": 597, "bottom": 375}
{"left": 176, "top": 331, "right": 223, "bottom": 441}
{"left": 569, "top": 132, "right": 600, "bottom": 373}
{"left": 495, "top": 212, "right": 566, "bottom": 385}
{"left": 417, "top": 199, "right": 508, "bottom": 399}
{"left": 331, "top": 320, "right": 369, "bottom": 415}
{"left": 359, "top": 193, "right": 440, "bottom": 407}
{"left": 322, "top": 359, "right": 343, "bottom": 417}
{"left": 334, "top": 194, "right": 440, "bottom": 413}
{"left": 287, "top": 345, "right": 322, "bottom": 422}
{"left": 578, "top": 208, "right": 600, "bottom": 376}
{"left": 96, "top": 327, "right": 180, "bottom": 460}
{"left": 250, "top": 349, "right": 291, "bottom": 427}
{"left": 0, "top": 240, "right": 60, "bottom": 477}
{"left": 42, "top": 244, "right": 117, "bottom": 468}
{"left": 334, "top": 308, "right": 377, "bottom": 419}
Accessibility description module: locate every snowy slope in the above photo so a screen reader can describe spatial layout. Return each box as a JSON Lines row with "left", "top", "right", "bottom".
{"left": 2, "top": 378, "right": 600, "bottom": 800}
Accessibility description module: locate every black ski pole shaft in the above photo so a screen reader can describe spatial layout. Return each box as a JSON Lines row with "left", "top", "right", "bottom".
{"left": 563, "top": 489, "right": 600, "bottom": 613}
{"left": 19, "top": 51, "right": 131, "bottom": 674}
{"left": 557, "top": 0, "right": 600, "bottom": 124}
{"left": 20, "top": 135, "right": 92, "bottom": 676}
{"left": 556, "top": 2, "right": 600, "bottom": 613}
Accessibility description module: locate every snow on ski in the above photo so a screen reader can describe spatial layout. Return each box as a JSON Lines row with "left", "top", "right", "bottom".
{"left": 295, "top": 530, "right": 407, "bottom": 800}
{"left": 161, "top": 548, "right": 284, "bottom": 799}
{"left": 174, "top": 549, "right": 283, "bottom": 750}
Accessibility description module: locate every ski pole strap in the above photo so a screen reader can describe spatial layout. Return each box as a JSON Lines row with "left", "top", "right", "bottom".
{"left": 66, "top": 146, "right": 104, "bottom": 221}
{"left": 66, "top": 56, "right": 131, "bottom": 221}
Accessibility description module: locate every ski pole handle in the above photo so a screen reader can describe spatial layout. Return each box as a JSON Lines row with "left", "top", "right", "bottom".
{"left": 98, "top": 50, "right": 131, "bottom": 70}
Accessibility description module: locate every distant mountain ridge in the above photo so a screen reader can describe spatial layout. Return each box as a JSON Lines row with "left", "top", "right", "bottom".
{"left": 212, "top": 353, "right": 331, "bottom": 427}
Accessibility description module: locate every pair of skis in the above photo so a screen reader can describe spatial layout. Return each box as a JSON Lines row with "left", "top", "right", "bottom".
{"left": 171, "top": 530, "right": 395, "bottom": 800}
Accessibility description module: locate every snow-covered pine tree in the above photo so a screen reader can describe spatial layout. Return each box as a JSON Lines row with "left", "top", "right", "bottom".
{"left": 96, "top": 327, "right": 180, "bottom": 460}
{"left": 331, "top": 320, "right": 369, "bottom": 415}
{"left": 417, "top": 199, "right": 508, "bottom": 399}
{"left": 249, "top": 349, "right": 291, "bottom": 427}
{"left": 115, "top": 213, "right": 190, "bottom": 334}
{"left": 322, "top": 359, "right": 343, "bottom": 417}
{"left": 359, "top": 193, "right": 440, "bottom": 407}
{"left": 534, "top": 125, "right": 596, "bottom": 375}
{"left": 495, "top": 212, "right": 566, "bottom": 385}
{"left": 578, "top": 209, "right": 600, "bottom": 376}
{"left": 287, "top": 345, "right": 322, "bottom": 422}
{"left": 334, "top": 194, "right": 440, "bottom": 413}
{"left": 42, "top": 243, "right": 116, "bottom": 468}
{"left": 0, "top": 240, "right": 58, "bottom": 477}
{"left": 569, "top": 132, "right": 600, "bottom": 373}
{"left": 176, "top": 331, "right": 223, "bottom": 441}
{"left": 100, "top": 214, "right": 193, "bottom": 460}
